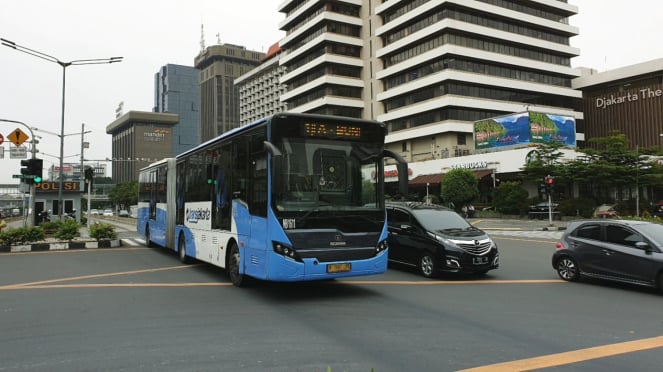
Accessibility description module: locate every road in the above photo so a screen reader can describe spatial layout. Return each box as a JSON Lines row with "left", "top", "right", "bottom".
{"left": 1, "top": 222, "right": 662, "bottom": 371}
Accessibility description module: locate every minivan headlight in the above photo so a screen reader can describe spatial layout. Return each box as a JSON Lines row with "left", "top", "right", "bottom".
{"left": 427, "top": 231, "right": 459, "bottom": 248}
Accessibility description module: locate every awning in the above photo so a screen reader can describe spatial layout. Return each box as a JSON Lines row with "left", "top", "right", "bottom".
{"left": 409, "top": 169, "right": 493, "bottom": 185}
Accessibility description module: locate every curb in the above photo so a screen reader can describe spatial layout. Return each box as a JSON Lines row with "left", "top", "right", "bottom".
{"left": 0, "top": 239, "right": 122, "bottom": 253}
{"left": 542, "top": 226, "right": 567, "bottom": 231}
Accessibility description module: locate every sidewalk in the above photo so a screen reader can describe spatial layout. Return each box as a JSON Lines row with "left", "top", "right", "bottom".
{"left": 469, "top": 216, "right": 570, "bottom": 232}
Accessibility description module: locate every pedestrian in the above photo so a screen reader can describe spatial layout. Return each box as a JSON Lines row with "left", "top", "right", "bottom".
{"left": 468, "top": 204, "right": 475, "bottom": 218}
{"left": 0, "top": 218, "right": 6, "bottom": 231}
{"left": 461, "top": 205, "right": 468, "bottom": 218}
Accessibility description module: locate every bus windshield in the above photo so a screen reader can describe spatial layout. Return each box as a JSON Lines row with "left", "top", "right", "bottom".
{"left": 272, "top": 137, "right": 382, "bottom": 214}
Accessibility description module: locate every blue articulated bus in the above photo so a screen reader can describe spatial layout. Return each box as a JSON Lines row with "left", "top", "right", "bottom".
{"left": 137, "top": 113, "right": 408, "bottom": 286}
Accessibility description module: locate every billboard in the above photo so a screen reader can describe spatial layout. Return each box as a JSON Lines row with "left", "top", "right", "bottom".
{"left": 474, "top": 112, "right": 576, "bottom": 151}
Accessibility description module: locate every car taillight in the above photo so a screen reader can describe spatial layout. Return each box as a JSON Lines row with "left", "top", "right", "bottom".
{"left": 555, "top": 241, "right": 564, "bottom": 250}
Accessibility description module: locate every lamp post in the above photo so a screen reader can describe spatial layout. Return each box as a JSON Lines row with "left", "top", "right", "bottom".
{"left": 1, "top": 38, "right": 122, "bottom": 220}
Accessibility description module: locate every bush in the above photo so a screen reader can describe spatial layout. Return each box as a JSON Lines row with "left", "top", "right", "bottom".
{"left": 0, "top": 226, "right": 45, "bottom": 246}
{"left": 89, "top": 222, "right": 117, "bottom": 241}
{"left": 558, "top": 197, "right": 595, "bottom": 218}
{"left": 55, "top": 219, "right": 80, "bottom": 241}
{"left": 40, "top": 220, "right": 61, "bottom": 235}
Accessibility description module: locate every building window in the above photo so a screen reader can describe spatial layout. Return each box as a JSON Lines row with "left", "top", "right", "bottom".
{"left": 457, "top": 133, "right": 466, "bottom": 145}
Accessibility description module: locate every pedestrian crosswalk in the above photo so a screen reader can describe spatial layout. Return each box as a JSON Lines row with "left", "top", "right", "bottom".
{"left": 121, "top": 238, "right": 146, "bottom": 247}
{"left": 487, "top": 230, "right": 564, "bottom": 240}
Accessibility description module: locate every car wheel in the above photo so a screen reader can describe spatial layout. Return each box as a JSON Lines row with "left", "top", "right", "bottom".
{"left": 178, "top": 234, "right": 189, "bottom": 264}
{"left": 556, "top": 256, "right": 579, "bottom": 282}
{"left": 418, "top": 253, "right": 438, "bottom": 278}
{"left": 228, "top": 242, "right": 246, "bottom": 287}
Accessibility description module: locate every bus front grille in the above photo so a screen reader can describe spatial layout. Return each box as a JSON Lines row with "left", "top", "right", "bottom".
{"left": 296, "top": 247, "right": 377, "bottom": 263}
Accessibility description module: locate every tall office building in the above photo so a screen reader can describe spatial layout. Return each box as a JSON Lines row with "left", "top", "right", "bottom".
{"left": 277, "top": 0, "right": 581, "bottom": 162}
{"left": 236, "top": 42, "right": 288, "bottom": 125}
{"left": 154, "top": 64, "right": 200, "bottom": 155}
{"left": 195, "top": 44, "right": 265, "bottom": 142}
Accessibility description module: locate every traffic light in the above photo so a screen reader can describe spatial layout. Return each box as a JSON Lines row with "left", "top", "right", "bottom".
{"left": 20, "top": 158, "right": 43, "bottom": 184}
{"left": 544, "top": 175, "right": 554, "bottom": 195}
{"left": 31, "top": 158, "right": 43, "bottom": 184}
{"left": 84, "top": 166, "right": 94, "bottom": 184}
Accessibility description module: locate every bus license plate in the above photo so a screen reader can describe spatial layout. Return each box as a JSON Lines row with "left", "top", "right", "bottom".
{"left": 327, "top": 263, "right": 351, "bottom": 273}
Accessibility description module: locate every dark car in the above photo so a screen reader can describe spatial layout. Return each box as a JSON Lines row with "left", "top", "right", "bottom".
{"left": 552, "top": 219, "right": 663, "bottom": 291}
{"left": 529, "top": 201, "right": 558, "bottom": 213}
{"left": 386, "top": 202, "right": 499, "bottom": 278}
{"left": 528, "top": 201, "right": 561, "bottom": 220}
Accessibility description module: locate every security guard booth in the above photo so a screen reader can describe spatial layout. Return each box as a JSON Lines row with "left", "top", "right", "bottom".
{"left": 33, "top": 181, "right": 84, "bottom": 225}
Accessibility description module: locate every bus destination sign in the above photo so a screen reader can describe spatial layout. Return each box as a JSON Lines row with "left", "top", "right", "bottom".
{"left": 304, "top": 122, "right": 361, "bottom": 139}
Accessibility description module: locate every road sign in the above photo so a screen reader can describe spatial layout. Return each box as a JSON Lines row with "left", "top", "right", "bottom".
{"left": 0, "top": 133, "right": 4, "bottom": 145}
{"left": 10, "top": 145, "right": 27, "bottom": 159}
{"left": 8, "top": 128, "right": 29, "bottom": 147}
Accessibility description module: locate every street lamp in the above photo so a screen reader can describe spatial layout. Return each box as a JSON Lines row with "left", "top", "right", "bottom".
{"left": 2, "top": 38, "right": 122, "bottom": 220}
{"left": 33, "top": 126, "right": 91, "bottom": 180}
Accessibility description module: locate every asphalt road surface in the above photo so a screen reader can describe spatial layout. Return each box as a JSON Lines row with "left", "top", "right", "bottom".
{"left": 2, "top": 231, "right": 662, "bottom": 372}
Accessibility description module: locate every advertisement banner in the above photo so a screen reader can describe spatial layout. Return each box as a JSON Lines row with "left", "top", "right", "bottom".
{"left": 474, "top": 112, "right": 576, "bottom": 150}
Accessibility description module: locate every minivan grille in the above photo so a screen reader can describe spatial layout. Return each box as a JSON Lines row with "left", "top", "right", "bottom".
{"left": 453, "top": 239, "right": 492, "bottom": 255}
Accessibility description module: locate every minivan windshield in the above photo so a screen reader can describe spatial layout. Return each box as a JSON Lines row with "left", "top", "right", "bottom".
{"left": 413, "top": 209, "right": 472, "bottom": 232}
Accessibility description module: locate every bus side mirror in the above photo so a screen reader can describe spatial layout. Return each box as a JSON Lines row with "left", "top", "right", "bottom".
{"left": 264, "top": 141, "right": 283, "bottom": 194}
{"left": 383, "top": 149, "right": 409, "bottom": 197}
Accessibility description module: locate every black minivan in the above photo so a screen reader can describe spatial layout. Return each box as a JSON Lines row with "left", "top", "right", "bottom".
{"left": 386, "top": 202, "right": 499, "bottom": 278}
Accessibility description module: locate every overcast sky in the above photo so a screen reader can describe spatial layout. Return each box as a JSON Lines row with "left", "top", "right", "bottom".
{"left": 1, "top": 0, "right": 661, "bottom": 184}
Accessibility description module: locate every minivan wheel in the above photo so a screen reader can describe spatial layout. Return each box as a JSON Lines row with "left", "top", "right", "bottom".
{"left": 556, "top": 256, "right": 579, "bottom": 282}
{"left": 419, "top": 254, "right": 438, "bottom": 278}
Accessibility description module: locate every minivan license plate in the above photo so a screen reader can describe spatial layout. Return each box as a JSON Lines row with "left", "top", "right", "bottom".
{"left": 327, "top": 263, "right": 351, "bottom": 273}
{"left": 473, "top": 257, "right": 488, "bottom": 265}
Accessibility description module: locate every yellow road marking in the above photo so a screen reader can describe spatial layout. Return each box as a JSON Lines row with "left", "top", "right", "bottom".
{"left": 1, "top": 282, "right": 231, "bottom": 290}
{"left": 457, "top": 335, "right": 663, "bottom": 371}
{"left": 344, "top": 279, "right": 564, "bottom": 285}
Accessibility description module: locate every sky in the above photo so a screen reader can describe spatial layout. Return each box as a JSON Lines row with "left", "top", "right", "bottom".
{"left": 1, "top": 0, "right": 662, "bottom": 184}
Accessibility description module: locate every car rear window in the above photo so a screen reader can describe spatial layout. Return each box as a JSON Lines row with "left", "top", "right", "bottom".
{"left": 574, "top": 223, "right": 601, "bottom": 240}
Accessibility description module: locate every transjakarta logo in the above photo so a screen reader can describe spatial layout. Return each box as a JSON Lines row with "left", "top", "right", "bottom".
{"left": 186, "top": 207, "right": 211, "bottom": 223}
{"left": 596, "top": 87, "right": 662, "bottom": 109}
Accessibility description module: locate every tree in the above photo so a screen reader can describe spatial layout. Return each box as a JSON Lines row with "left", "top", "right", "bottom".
{"left": 520, "top": 141, "right": 566, "bottom": 183}
{"left": 440, "top": 169, "right": 479, "bottom": 209}
{"left": 493, "top": 181, "right": 529, "bottom": 215}
{"left": 108, "top": 180, "right": 138, "bottom": 210}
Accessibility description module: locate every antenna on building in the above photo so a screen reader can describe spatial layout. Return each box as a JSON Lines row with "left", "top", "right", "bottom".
{"left": 216, "top": 33, "right": 221, "bottom": 45}
{"left": 200, "top": 23, "right": 206, "bottom": 52}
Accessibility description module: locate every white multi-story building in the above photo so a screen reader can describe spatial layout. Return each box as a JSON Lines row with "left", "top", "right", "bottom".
{"left": 276, "top": 0, "right": 583, "bottom": 192}
{"left": 236, "top": 43, "right": 289, "bottom": 125}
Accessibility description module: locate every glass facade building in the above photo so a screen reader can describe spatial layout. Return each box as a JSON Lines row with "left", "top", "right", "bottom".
{"left": 154, "top": 64, "right": 200, "bottom": 155}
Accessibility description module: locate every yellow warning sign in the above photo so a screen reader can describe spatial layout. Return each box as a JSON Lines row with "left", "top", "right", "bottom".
{"left": 8, "top": 128, "right": 29, "bottom": 147}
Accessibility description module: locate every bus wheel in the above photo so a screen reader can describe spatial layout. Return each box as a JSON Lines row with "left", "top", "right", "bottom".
{"left": 178, "top": 234, "right": 189, "bottom": 264}
{"left": 145, "top": 226, "right": 154, "bottom": 248}
{"left": 228, "top": 242, "right": 245, "bottom": 287}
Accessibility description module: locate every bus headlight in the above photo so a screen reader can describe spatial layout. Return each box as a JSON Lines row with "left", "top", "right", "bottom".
{"left": 376, "top": 239, "right": 388, "bottom": 253}
{"left": 273, "top": 242, "right": 301, "bottom": 261}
